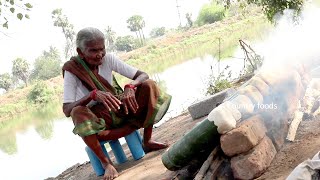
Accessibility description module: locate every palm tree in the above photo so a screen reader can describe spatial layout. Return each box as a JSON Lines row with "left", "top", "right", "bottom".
{"left": 127, "top": 15, "right": 146, "bottom": 45}
{"left": 52, "top": 8, "right": 75, "bottom": 61}
{"left": 104, "top": 26, "right": 116, "bottom": 51}
{"left": 127, "top": 17, "right": 140, "bottom": 42}
{"left": 12, "top": 57, "right": 29, "bottom": 87}
{"left": 136, "top": 16, "right": 146, "bottom": 41}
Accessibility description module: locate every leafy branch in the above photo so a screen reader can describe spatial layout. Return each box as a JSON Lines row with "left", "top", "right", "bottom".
{"left": 0, "top": 0, "right": 33, "bottom": 29}
{"left": 239, "top": 39, "right": 263, "bottom": 75}
{"left": 224, "top": 0, "right": 304, "bottom": 22}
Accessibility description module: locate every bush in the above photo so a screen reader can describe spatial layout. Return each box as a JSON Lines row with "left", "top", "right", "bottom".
{"left": 150, "top": 27, "right": 166, "bottom": 38}
{"left": 196, "top": 2, "right": 227, "bottom": 26}
{"left": 28, "top": 81, "right": 53, "bottom": 104}
{"left": 206, "top": 65, "right": 232, "bottom": 95}
{"left": 115, "top": 35, "right": 141, "bottom": 52}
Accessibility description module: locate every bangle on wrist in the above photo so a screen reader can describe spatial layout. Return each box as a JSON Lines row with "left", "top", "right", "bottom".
{"left": 90, "top": 89, "right": 97, "bottom": 100}
{"left": 124, "top": 84, "right": 136, "bottom": 90}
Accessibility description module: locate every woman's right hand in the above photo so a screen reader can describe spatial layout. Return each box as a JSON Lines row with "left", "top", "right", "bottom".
{"left": 93, "top": 90, "right": 122, "bottom": 112}
{"left": 103, "top": 164, "right": 119, "bottom": 180}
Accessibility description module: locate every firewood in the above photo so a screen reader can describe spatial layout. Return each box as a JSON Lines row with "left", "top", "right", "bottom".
{"left": 208, "top": 157, "right": 224, "bottom": 179}
{"left": 203, "top": 171, "right": 213, "bottom": 180}
{"left": 194, "top": 147, "right": 218, "bottom": 180}
{"left": 286, "top": 110, "right": 304, "bottom": 142}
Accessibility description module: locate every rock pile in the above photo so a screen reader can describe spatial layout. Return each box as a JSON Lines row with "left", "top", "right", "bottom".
{"left": 195, "top": 62, "right": 315, "bottom": 179}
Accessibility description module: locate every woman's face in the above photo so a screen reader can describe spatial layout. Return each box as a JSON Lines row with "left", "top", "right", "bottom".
{"left": 78, "top": 38, "right": 106, "bottom": 66}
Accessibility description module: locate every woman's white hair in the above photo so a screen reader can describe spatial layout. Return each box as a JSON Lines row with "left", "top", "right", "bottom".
{"left": 76, "top": 27, "right": 105, "bottom": 50}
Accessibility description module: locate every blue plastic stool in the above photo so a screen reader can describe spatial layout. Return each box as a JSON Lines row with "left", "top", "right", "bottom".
{"left": 85, "top": 130, "right": 145, "bottom": 176}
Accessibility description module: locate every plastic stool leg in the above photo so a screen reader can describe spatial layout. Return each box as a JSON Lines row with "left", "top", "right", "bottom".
{"left": 100, "top": 141, "right": 111, "bottom": 159}
{"left": 109, "top": 139, "right": 127, "bottom": 164}
{"left": 85, "top": 142, "right": 110, "bottom": 176}
{"left": 125, "top": 130, "right": 145, "bottom": 160}
{"left": 136, "top": 129, "right": 143, "bottom": 143}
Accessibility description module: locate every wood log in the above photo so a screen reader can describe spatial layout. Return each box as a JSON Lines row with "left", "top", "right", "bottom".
{"left": 286, "top": 110, "right": 304, "bottom": 142}
{"left": 311, "top": 98, "right": 320, "bottom": 117}
{"left": 207, "top": 157, "right": 224, "bottom": 179}
{"left": 194, "top": 148, "right": 218, "bottom": 180}
{"left": 203, "top": 171, "right": 213, "bottom": 180}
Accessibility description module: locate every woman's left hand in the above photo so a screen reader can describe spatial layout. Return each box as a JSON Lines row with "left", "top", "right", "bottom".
{"left": 121, "top": 87, "right": 139, "bottom": 114}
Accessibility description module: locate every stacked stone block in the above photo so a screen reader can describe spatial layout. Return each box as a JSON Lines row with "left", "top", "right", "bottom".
{"left": 218, "top": 62, "right": 310, "bottom": 179}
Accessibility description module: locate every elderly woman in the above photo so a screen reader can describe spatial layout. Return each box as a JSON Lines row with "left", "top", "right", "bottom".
{"left": 62, "top": 27, "right": 171, "bottom": 180}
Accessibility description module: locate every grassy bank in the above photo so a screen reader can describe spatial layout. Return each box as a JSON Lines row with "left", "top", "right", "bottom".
{"left": 114, "top": 13, "right": 270, "bottom": 85}
{"left": 0, "top": 76, "right": 64, "bottom": 122}
{"left": 0, "top": 11, "right": 271, "bottom": 123}
{"left": 120, "top": 13, "right": 270, "bottom": 77}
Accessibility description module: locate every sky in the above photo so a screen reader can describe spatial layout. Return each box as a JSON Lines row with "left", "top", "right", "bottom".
{"left": 0, "top": 0, "right": 210, "bottom": 74}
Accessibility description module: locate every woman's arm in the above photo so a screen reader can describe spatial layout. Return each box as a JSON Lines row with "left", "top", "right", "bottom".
{"left": 63, "top": 94, "right": 92, "bottom": 117}
{"left": 110, "top": 54, "right": 149, "bottom": 84}
{"left": 63, "top": 89, "right": 122, "bottom": 117}
{"left": 63, "top": 71, "right": 93, "bottom": 117}
{"left": 129, "top": 70, "right": 149, "bottom": 86}
{"left": 121, "top": 70, "right": 149, "bottom": 114}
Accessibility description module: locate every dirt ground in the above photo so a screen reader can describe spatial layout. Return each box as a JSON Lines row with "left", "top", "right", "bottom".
{"left": 46, "top": 112, "right": 320, "bottom": 180}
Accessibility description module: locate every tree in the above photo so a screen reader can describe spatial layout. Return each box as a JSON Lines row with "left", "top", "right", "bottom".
{"left": 12, "top": 58, "right": 29, "bottom": 86}
{"left": 185, "top": 13, "right": 193, "bottom": 27}
{"left": 127, "top": 17, "right": 140, "bottom": 43}
{"left": 0, "top": 73, "right": 13, "bottom": 91}
{"left": 30, "top": 46, "right": 62, "bottom": 81}
{"left": 0, "top": 0, "right": 32, "bottom": 29}
{"left": 135, "top": 15, "right": 146, "bottom": 41}
{"left": 51, "top": 8, "right": 75, "bottom": 61}
{"left": 150, "top": 27, "right": 166, "bottom": 38}
{"left": 127, "top": 15, "right": 146, "bottom": 45}
{"left": 104, "top": 26, "right": 117, "bottom": 51}
{"left": 224, "top": 0, "right": 305, "bottom": 22}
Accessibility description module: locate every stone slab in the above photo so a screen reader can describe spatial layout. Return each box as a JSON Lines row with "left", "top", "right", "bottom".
{"left": 188, "top": 88, "right": 236, "bottom": 120}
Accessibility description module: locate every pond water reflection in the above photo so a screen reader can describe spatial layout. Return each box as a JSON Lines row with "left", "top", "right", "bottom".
{"left": 155, "top": 54, "right": 244, "bottom": 125}
{"left": 0, "top": 54, "right": 244, "bottom": 180}
{"left": 0, "top": 119, "right": 88, "bottom": 180}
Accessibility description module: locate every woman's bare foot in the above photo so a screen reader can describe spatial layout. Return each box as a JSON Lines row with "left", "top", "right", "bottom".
{"left": 103, "top": 164, "right": 119, "bottom": 180}
{"left": 143, "top": 140, "right": 169, "bottom": 153}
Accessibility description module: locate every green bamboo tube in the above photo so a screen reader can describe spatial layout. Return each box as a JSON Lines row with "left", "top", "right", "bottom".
{"left": 161, "top": 119, "right": 220, "bottom": 171}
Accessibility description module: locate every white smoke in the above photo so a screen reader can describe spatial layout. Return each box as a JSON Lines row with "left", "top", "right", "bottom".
{"left": 257, "top": 3, "right": 320, "bottom": 71}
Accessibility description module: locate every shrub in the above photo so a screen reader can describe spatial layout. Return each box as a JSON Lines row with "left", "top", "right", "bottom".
{"left": 196, "top": 2, "right": 227, "bottom": 26}
{"left": 28, "top": 81, "right": 53, "bottom": 104}
{"left": 206, "top": 65, "right": 232, "bottom": 95}
{"left": 150, "top": 27, "right": 166, "bottom": 38}
{"left": 115, "top": 35, "right": 141, "bottom": 52}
